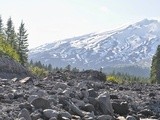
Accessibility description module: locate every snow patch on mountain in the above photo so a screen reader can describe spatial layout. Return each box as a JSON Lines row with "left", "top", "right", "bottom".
{"left": 29, "top": 19, "right": 160, "bottom": 70}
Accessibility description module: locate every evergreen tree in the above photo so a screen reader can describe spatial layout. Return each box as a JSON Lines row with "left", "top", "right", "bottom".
{"left": 65, "top": 64, "right": 71, "bottom": 71}
{"left": 30, "top": 59, "right": 33, "bottom": 65}
{"left": 5, "top": 17, "right": 17, "bottom": 49}
{"left": 17, "top": 21, "right": 28, "bottom": 66}
{"left": 47, "top": 64, "right": 52, "bottom": 71}
{"left": 150, "top": 45, "right": 160, "bottom": 84}
{"left": 0, "top": 16, "right": 3, "bottom": 35}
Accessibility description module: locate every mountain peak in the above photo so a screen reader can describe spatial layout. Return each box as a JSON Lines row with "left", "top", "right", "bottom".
{"left": 136, "top": 19, "right": 159, "bottom": 26}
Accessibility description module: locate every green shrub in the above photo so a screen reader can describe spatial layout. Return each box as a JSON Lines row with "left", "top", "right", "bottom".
{"left": 106, "top": 75, "right": 124, "bottom": 84}
{"left": 29, "top": 66, "right": 49, "bottom": 78}
{"left": 0, "top": 36, "right": 20, "bottom": 62}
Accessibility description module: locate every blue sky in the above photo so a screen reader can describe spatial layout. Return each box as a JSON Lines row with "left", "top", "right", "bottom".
{"left": 0, "top": 0, "right": 160, "bottom": 48}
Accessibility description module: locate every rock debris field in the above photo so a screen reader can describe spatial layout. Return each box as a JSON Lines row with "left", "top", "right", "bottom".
{"left": 0, "top": 70, "right": 160, "bottom": 120}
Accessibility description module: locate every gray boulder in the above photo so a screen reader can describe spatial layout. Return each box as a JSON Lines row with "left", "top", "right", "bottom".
{"left": 19, "top": 117, "right": 27, "bottom": 120}
{"left": 30, "top": 111, "right": 42, "bottom": 120}
{"left": 80, "top": 88, "right": 89, "bottom": 99}
{"left": 54, "top": 82, "right": 68, "bottom": 90}
{"left": 19, "top": 77, "right": 33, "bottom": 84}
{"left": 126, "top": 115, "right": 137, "bottom": 120}
{"left": 112, "top": 101, "right": 129, "bottom": 115}
{"left": 18, "top": 108, "right": 32, "bottom": 120}
{"left": 19, "top": 102, "right": 33, "bottom": 111}
{"left": 43, "top": 109, "right": 58, "bottom": 119}
{"left": 81, "top": 104, "right": 95, "bottom": 112}
{"left": 88, "top": 89, "right": 98, "bottom": 98}
{"left": 97, "top": 92, "right": 114, "bottom": 115}
{"left": 49, "top": 117, "right": 57, "bottom": 120}
{"left": 97, "top": 115, "right": 112, "bottom": 120}
{"left": 31, "top": 98, "right": 51, "bottom": 110}
{"left": 28, "top": 95, "right": 39, "bottom": 103}
{"left": 67, "top": 101, "right": 84, "bottom": 117}
{"left": 59, "top": 111, "right": 72, "bottom": 119}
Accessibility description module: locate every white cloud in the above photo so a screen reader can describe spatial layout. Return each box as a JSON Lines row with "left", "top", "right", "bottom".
{"left": 100, "top": 6, "right": 109, "bottom": 13}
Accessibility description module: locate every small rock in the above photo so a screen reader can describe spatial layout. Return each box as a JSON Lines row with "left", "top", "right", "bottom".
{"left": 19, "top": 102, "right": 33, "bottom": 111}
{"left": 67, "top": 81, "right": 75, "bottom": 86}
{"left": 117, "top": 116, "right": 126, "bottom": 120}
{"left": 110, "top": 94, "right": 118, "bottom": 99}
{"left": 0, "top": 94, "right": 4, "bottom": 99}
{"left": 7, "top": 93, "right": 14, "bottom": 99}
{"left": 32, "top": 89, "right": 48, "bottom": 97}
{"left": 59, "top": 96, "right": 69, "bottom": 106}
{"left": 11, "top": 77, "right": 18, "bottom": 82}
{"left": 72, "top": 115, "right": 81, "bottom": 119}
{"left": 88, "top": 89, "right": 98, "bottom": 98}
{"left": 119, "top": 86, "right": 124, "bottom": 91}
{"left": 126, "top": 115, "right": 137, "bottom": 120}
{"left": 18, "top": 108, "right": 32, "bottom": 120}
{"left": 19, "top": 117, "right": 27, "bottom": 120}
{"left": 149, "top": 92, "right": 156, "bottom": 97}
{"left": 28, "top": 95, "right": 39, "bottom": 103}
{"left": 80, "top": 88, "right": 89, "bottom": 98}
{"left": 55, "top": 82, "right": 68, "bottom": 90}
{"left": 67, "top": 101, "right": 84, "bottom": 117}
{"left": 139, "top": 109, "right": 153, "bottom": 117}
{"left": 72, "top": 98, "right": 85, "bottom": 107}
{"left": 59, "top": 111, "right": 72, "bottom": 119}
{"left": 19, "top": 77, "right": 33, "bottom": 84}
{"left": 43, "top": 109, "right": 58, "bottom": 119}
{"left": 97, "top": 115, "right": 112, "bottom": 120}
{"left": 49, "top": 117, "right": 57, "bottom": 120}
{"left": 0, "top": 86, "right": 4, "bottom": 93}
{"left": 81, "top": 104, "right": 95, "bottom": 112}
{"left": 88, "top": 97, "right": 99, "bottom": 108}
{"left": 14, "top": 92, "right": 23, "bottom": 99}
{"left": 30, "top": 111, "right": 42, "bottom": 120}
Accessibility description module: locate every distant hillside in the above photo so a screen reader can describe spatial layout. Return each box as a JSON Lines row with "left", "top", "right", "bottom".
{"left": 103, "top": 65, "right": 150, "bottom": 77}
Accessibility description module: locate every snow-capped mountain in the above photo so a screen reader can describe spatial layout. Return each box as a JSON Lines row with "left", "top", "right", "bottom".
{"left": 29, "top": 19, "right": 160, "bottom": 70}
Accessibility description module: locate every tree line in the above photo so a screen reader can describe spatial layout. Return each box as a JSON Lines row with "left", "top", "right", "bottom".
{"left": 0, "top": 16, "right": 28, "bottom": 66}
{"left": 28, "top": 60, "right": 80, "bottom": 77}
{"left": 150, "top": 45, "right": 160, "bottom": 84}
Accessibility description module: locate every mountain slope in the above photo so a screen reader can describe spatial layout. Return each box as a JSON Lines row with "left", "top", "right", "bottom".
{"left": 29, "top": 19, "right": 160, "bottom": 72}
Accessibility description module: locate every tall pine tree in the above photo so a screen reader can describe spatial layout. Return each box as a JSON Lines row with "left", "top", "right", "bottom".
{"left": 150, "top": 45, "right": 160, "bottom": 84}
{"left": 0, "top": 16, "right": 3, "bottom": 35}
{"left": 17, "top": 21, "right": 28, "bottom": 66}
{"left": 5, "top": 17, "right": 17, "bottom": 49}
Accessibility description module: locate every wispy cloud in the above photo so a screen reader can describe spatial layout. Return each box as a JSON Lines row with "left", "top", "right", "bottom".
{"left": 99, "top": 6, "right": 109, "bottom": 13}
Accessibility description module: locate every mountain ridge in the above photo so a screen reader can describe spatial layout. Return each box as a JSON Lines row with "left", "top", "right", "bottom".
{"left": 29, "top": 19, "right": 160, "bottom": 74}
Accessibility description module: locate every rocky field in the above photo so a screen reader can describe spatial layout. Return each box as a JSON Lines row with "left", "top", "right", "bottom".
{"left": 0, "top": 70, "right": 160, "bottom": 120}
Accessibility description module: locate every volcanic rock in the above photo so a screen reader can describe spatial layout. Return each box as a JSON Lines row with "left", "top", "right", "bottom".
{"left": 31, "top": 98, "right": 51, "bottom": 110}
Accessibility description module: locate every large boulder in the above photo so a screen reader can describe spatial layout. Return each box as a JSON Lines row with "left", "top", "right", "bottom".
{"left": 66, "top": 101, "right": 84, "bottom": 117}
{"left": 31, "top": 98, "right": 51, "bottom": 110}
{"left": 0, "top": 55, "right": 32, "bottom": 79}
{"left": 112, "top": 101, "right": 129, "bottom": 115}
{"left": 80, "top": 70, "right": 106, "bottom": 81}
{"left": 97, "top": 92, "right": 114, "bottom": 116}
